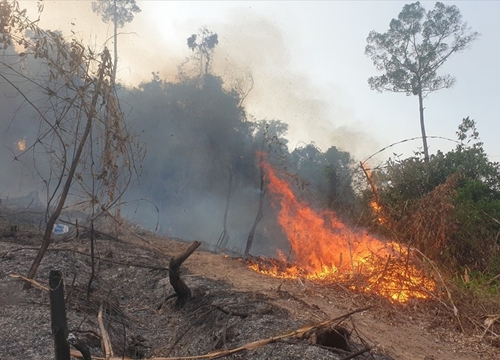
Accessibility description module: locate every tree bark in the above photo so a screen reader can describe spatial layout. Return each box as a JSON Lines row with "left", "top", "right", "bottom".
{"left": 169, "top": 241, "right": 201, "bottom": 308}
{"left": 245, "top": 160, "right": 265, "bottom": 257}
{"left": 418, "top": 89, "right": 429, "bottom": 162}
{"left": 49, "top": 270, "right": 70, "bottom": 360}
{"left": 218, "top": 165, "right": 233, "bottom": 249}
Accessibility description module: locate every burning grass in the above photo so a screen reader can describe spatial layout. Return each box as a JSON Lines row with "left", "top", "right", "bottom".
{"left": 247, "top": 159, "right": 437, "bottom": 304}
{"left": 247, "top": 246, "right": 436, "bottom": 304}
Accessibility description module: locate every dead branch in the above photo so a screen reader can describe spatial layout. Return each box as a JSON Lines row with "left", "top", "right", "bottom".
{"left": 71, "top": 307, "right": 370, "bottom": 359}
{"left": 24, "top": 49, "right": 110, "bottom": 288}
{"left": 68, "top": 333, "right": 92, "bottom": 360}
{"left": 9, "top": 273, "right": 49, "bottom": 291}
{"left": 413, "top": 248, "right": 464, "bottom": 332}
{"left": 98, "top": 304, "right": 114, "bottom": 359}
{"left": 339, "top": 346, "right": 372, "bottom": 360}
{"left": 214, "top": 305, "right": 248, "bottom": 319}
{"left": 5, "top": 247, "right": 169, "bottom": 271}
{"left": 169, "top": 241, "right": 201, "bottom": 308}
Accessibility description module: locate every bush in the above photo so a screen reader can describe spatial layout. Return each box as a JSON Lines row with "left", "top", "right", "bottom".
{"left": 372, "top": 118, "right": 500, "bottom": 274}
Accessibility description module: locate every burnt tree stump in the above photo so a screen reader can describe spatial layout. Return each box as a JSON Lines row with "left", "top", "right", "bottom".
{"left": 169, "top": 241, "right": 201, "bottom": 308}
{"left": 49, "top": 270, "right": 70, "bottom": 360}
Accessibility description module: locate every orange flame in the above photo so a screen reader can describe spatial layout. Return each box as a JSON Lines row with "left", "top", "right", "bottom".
{"left": 16, "top": 138, "right": 26, "bottom": 151}
{"left": 361, "top": 162, "right": 388, "bottom": 225}
{"left": 248, "top": 158, "right": 435, "bottom": 303}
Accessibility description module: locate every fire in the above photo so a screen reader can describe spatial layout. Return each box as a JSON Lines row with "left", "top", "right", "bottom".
{"left": 361, "top": 162, "right": 389, "bottom": 225}
{"left": 248, "top": 159, "right": 435, "bottom": 303}
{"left": 16, "top": 138, "right": 26, "bottom": 151}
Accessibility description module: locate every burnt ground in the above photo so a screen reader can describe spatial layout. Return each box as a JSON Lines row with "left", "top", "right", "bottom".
{"left": 0, "top": 208, "right": 499, "bottom": 360}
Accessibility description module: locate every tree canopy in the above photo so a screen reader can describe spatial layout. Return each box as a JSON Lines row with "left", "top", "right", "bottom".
{"left": 91, "top": 0, "right": 141, "bottom": 81}
{"left": 365, "top": 1, "right": 479, "bottom": 160}
{"left": 91, "top": 0, "right": 141, "bottom": 27}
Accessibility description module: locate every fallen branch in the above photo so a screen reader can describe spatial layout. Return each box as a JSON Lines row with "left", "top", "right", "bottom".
{"left": 98, "top": 304, "right": 114, "bottom": 359}
{"left": 70, "top": 306, "right": 370, "bottom": 359}
{"left": 339, "top": 346, "right": 371, "bottom": 360}
{"left": 215, "top": 305, "right": 248, "bottom": 319}
{"left": 10, "top": 273, "right": 49, "bottom": 291}
{"left": 413, "top": 248, "right": 464, "bottom": 332}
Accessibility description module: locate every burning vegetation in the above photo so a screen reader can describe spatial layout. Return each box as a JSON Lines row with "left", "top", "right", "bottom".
{"left": 248, "top": 159, "right": 436, "bottom": 303}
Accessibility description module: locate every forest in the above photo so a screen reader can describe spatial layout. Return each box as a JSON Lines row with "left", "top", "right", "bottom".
{"left": 1, "top": 1, "right": 499, "bottom": 359}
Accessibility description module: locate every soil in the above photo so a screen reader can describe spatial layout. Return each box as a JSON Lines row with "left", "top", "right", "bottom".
{"left": 0, "top": 209, "right": 499, "bottom": 360}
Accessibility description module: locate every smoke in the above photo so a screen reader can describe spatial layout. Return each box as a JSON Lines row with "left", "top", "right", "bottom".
{"left": 24, "top": 2, "right": 378, "bottom": 157}
{"left": 0, "top": 47, "right": 46, "bottom": 198}
{"left": 1, "top": 3, "right": 374, "bottom": 256}
{"left": 210, "top": 10, "right": 380, "bottom": 159}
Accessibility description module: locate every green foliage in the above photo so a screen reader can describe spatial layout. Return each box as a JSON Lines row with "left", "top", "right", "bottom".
{"left": 365, "top": 1, "right": 479, "bottom": 160}
{"left": 123, "top": 74, "right": 253, "bottom": 207}
{"left": 374, "top": 118, "right": 500, "bottom": 273}
{"left": 91, "top": 0, "right": 141, "bottom": 28}
{"left": 455, "top": 269, "right": 500, "bottom": 296}
{"left": 186, "top": 27, "right": 219, "bottom": 76}
{"left": 365, "top": 1, "right": 478, "bottom": 96}
{"left": 289, "top": 144, "right": 357, "bottom": 216}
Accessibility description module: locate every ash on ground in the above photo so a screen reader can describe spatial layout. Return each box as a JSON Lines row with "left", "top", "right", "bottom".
{"left": 0, "top": 206, "right": 395, "bottom": 359}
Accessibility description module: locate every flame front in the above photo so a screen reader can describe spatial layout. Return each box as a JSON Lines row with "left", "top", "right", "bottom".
{"left": 248, "top": 159, "right": 435, "bottom": 303}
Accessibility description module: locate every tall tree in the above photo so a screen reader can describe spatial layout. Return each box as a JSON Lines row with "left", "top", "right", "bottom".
{"left": 91, "top": 0, "right": 141, "bottom": 82}
{"left": 365, "top": 2, "right": 478, "bottom": 161}
{"left": 187, "top": 27, "right": 219, "bottom": 76}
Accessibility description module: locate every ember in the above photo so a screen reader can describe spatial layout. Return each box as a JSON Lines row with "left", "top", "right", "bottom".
{"left": 16, "top": 138, "right": 26, "bottom": 151}
{"left": 248, "top": 158, "right": 436, "bottom": 303}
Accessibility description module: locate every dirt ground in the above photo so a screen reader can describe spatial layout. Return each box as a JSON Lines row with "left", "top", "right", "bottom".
{"left": 0, "top": 211, "right": 499, "bottom": 359}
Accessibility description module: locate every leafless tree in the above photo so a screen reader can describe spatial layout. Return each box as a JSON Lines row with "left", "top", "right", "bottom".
{"left": 0, "top": 0, "right": 142, "bottom": 285}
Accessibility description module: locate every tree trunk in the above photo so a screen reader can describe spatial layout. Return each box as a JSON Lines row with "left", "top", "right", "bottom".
{"left": 112, "top": 0, "right": 118, "bottom": 83}
{"left": 245, "top": 161, "right": 265, "bottom": 257}
{"left": 418, "top": 89, "right": 429, "bottom": 162}
{"left": 24, "top": 52, "right": 108, "bottom": 288}
{"left": 219, "top": 165, "right": 233, "bottom": 249}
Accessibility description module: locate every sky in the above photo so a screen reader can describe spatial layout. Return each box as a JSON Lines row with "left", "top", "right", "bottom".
{"left": 18, "top": 0, "right": 500, "bottom": 164}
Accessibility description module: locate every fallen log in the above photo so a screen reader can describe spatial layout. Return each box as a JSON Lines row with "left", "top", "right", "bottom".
{"left": 169, "top": 241, "right": 201, "bottom": 308}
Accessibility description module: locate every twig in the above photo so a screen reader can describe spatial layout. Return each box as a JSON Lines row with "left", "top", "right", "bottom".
{"left": 5, "top": 246, "right": 169, "bottom": 271}
{"left": 165, "top": 308, "right": 217, "bottom": 356}
{"left": 339, "top": 346, "right": 371, "bottom": 360}
{"left": 66, "top": 272, "right": 78, "bottom": 309}
{"left": 9, "top": 273, "right": 49, "bottom": 291}
{"left": 413, "top": 248, "right": 464, "bottom": 332}
{"left": 70, "top": 308, "right": 372, "bottom": 360}
{"left": 486, "top": 273, "right": 500, "bottom": 285}
{"left": 215, "top": 305, "right": 249, "bottom": 319}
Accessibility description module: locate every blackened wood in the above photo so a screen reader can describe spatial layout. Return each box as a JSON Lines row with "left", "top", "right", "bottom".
{"left": 169, "top": 241, "right": 201, "bottom": 308}
{"left": 49, "top": 270, "right": 70, "bottom": 360}
{"left": 68, "top": 334, "right": 91, "bottom": 360}
{"left": 245, "top": 157, "right": 265, "bottom": 257}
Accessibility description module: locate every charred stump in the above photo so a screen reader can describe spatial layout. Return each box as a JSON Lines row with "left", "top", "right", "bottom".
{"left": 169, "top": 241, "right": 201, "bottom": 308}
{"left": 311, "top": 325, "right": 351, "bottom": 352}
{"left": 49, "top": 270, "right": 70, "bottom": 360}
